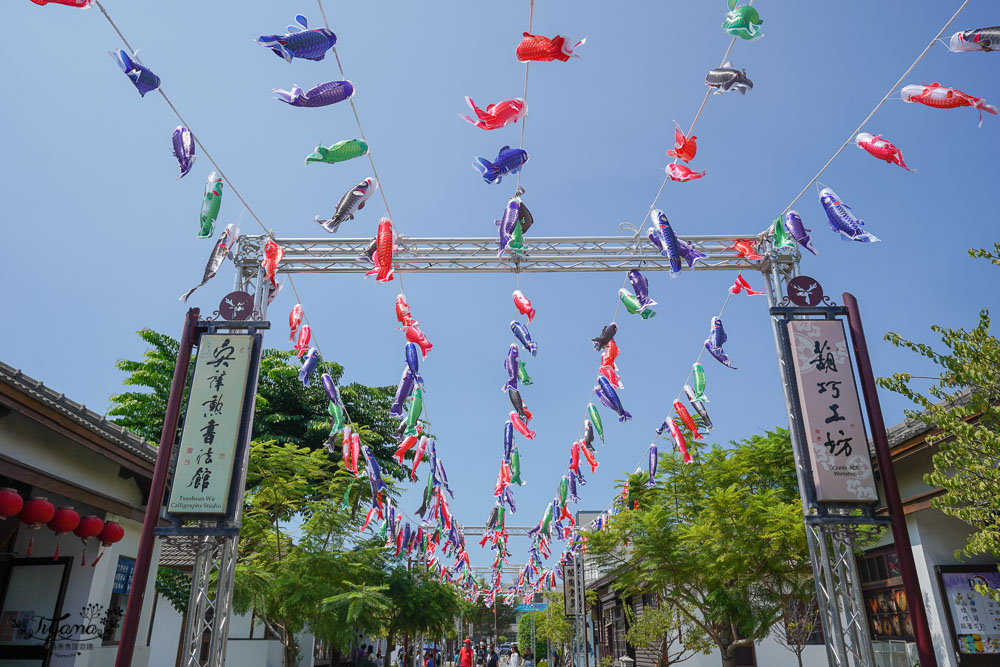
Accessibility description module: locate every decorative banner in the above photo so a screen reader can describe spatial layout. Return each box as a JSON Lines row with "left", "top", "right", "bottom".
{"left": 787, "top": 320, "right": 877, "bottom": 503}
{"left": 938, "top": 567, "right": 1000, "bottom": 656}
{"left": 168, "top": 334, "right": 254, "bottom": 515}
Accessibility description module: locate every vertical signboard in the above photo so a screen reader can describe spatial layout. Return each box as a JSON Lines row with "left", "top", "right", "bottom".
{"left": 787, "top": 320, "right": 877, "bottom": 502}
{"left": 563, "top": 563, "right": 577, "bottom": 617}
{"left": 168, "top": 334, "right": 254, "bottom": 515}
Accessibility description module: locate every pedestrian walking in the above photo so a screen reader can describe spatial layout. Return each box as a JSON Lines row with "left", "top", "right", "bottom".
{"left": 509, "top": 646, "right": 521, "bottom": 667}
{"left": 486, "top": 644, "right": 499, "bottom": 667}
{"left": 459, "top": 639, "right": 474, "bottom": 667}
{"left": 523, "top": 650, "right": 534, "bottom": 667}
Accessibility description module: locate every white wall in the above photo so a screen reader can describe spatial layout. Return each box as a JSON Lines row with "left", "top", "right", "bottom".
{"left": 147, "top": 601, "right": 316, "bottom": 667}
{"left": 1, "top": 407, "right": 157, "bottom": 667}
{"left": 0, "top": 411, "right": 145, "bottom": 508}
{"left": 147, "top": 591, "right": 184, "bottom": 666}
{"left": 908, "top": 507, "right": 995, "bottom": 667}
{"left": 227, "top": 638, "right": 287, "bottom": 667}
{"left": 671, "top": 638, "right": 826, "bottom": 667}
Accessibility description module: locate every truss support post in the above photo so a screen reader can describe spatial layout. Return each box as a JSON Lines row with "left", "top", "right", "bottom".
{"left": 178, "top": 316, "right": 268, "bottom": 667}
{"left": 760, "top": 239, "right": 875, "bottom": 667}
{"left": 574, "top": 556, "right": 587, "bottom": 667}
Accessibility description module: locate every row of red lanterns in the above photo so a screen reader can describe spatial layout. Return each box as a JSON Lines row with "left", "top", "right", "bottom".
{"left": 1, "top": 488, "right": 124, "bottom": 565}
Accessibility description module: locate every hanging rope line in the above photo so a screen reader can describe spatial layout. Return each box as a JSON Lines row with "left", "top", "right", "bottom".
{"left": 509, "top": 8, "right": 757, "bottom": 577}
{"left": 96, "top": 0, "right": 269, "bottom": 236}
{"left": 580, "top": 0, "right": 973, "bottom": 536}
{"left": 777, "top": 0, "right": 970, "bottom": 217}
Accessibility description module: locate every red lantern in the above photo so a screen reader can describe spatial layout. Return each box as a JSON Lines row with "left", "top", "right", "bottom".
{"left": 74, "top": 516, "right": 104, "bottom": 566}
{"left": 0, "top": 488, "right": 23, "bottom": 519}
{"left": 91, "top": 521, "right": 124, "bottom": 567}
{"left": 47, "top": 507, "right": 80, "bottom": 560}
{"left": 20, "top": 497, "right": 55, "bottom": 556}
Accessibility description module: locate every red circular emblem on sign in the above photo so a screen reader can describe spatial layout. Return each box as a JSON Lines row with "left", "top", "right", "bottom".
{"left": 219, "top": 291, "right": 253, "bottom": 320}
{"left": 786, "top": 276, "right": 824, "bottom": 307}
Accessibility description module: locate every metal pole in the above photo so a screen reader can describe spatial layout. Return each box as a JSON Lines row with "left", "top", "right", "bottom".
{"left": 760, "top": 258, "right": 841, "bottom": 666}
{"left": 116, "top": 307, "right": 199, "bottom": 667}
{"left": 842, "top": 293, "right": 938, "bottom": 667}
{"left": 530, "top": 613, "right": 535, "bottom": 663}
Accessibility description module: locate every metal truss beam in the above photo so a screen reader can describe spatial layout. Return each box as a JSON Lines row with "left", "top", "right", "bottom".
{"left": 470, "top": 565, "right": 526, "bottom": 575}
{"left": 234, "top": 234, "right": 763, "bottom": 279}
{"left": 461, "top": 525, "right": 536, "bottom": 537}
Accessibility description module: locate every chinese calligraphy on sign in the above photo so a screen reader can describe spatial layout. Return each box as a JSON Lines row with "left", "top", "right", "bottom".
{"left": 939, "top": 569, "right": 1000, "bottom": 654}
{"left": 787, "top": 320, "right": 877, "bottom": 503}
{"left": 167, "top": 334, "right": 253, "bottom": 515}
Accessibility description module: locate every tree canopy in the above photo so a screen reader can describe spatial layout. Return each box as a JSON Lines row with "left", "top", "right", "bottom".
{"left": 585, "top": 428, "right": 813, "bottom": 667}
{"left": 879, "top": 243, "right": 1000, "bottom": 569}
{"left": 111, "top": 328, "right": 455, "bottom": 665}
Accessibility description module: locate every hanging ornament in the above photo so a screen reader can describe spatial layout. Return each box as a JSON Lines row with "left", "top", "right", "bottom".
{"left": 92, "top": 521, "right": 125, "bottom": 567}
{"left": 0, "top": 488, "right": 24, "bottom": 519}
{"left": 47, "top": 507, "right": 81, "bottom": 560}
{"left": 20, "top": 497, "right": 55, "bottom": 556}
{"left": 74, "top": 515, "right": 104, "bottom": 565}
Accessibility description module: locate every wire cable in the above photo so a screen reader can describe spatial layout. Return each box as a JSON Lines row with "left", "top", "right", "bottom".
{"left": 776, "top": 0, "right": 970, "bottom": 217}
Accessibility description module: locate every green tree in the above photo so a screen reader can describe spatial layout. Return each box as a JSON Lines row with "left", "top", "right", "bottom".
{"left": 108, "top": 328, "right": 187, "bottom": 441}
{"left": 108, "top": 330, "right": 406, "bottom": 480}
{"left": 232, "top": 439, "right": 388, "bottom": 665}
{"left": 369, "top": 566, "right": 464, "bottom": 667}
{"left": 585, "top": 429, "right": 812, "bottom": 667}
{"left": 517, "top": 612, "right": 545, "bottom": 658}
{"left": 879, "top": 245, "right": 1000, "bottom": 566}
{"left": 623, "top": 601, "right": 709, "bottom": 667}
{"left": 465, "top": 598, "right": 518, "bottom": 642}
{"left": 108, "top": 329, "right": 420, "bottom": 662}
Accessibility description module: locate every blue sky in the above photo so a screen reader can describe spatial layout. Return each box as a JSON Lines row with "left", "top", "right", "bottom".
{"left": 2, "top": 0, "right": 998, "bottom": 573}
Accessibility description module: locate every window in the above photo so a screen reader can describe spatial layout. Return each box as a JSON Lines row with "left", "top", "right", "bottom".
{"left": 858, "top": 547, "right": 914, "bottom": 641}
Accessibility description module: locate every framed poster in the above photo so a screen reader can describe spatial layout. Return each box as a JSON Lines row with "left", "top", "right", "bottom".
{"left": 936, "top": 565, "right": 1000, "bottom": 663}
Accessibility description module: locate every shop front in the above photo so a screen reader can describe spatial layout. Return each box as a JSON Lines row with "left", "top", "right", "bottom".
{"left": 0, "top": 361, "right": 159, "bottom": 666}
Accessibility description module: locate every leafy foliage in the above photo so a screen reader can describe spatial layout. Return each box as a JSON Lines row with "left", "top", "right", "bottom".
{"left": 154, "top": 566, "right": 191, "bottom": 614}
{"left": 107, "top": 330, "right": 406, "bottom": 481}
{"left": 108, "top": 329, "right": 452, "bottom": 665}
{"left": 879, "top": 263, "right": 1000, "bottom": 567}
{"left": 108, "top": 329, "right": 187, "bottom": 442}
{"left": 464, "top": 597, "right": 518, "bottom": 641}
{"left": 585, "top": 429, "right": 812, "bottom": 667}
{"left": 517, "top": 612, "right": 546, "bottom": 658}
{"left": 623, "top": 601, "right": 709, "bottom": 666}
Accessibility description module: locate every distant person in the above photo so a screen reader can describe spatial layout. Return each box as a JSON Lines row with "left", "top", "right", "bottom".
{"left": 360, "top": 646, "right": 377, "bottom": 667}
{"left": 486, "top": 645, "right": 499, "bottom": 667}
{"left": 425, "top": 650, "right": 436, "bottom": 667}
{"left": 509, "top": 646, "right": 521, "bottom": 667}
{"left": 523, "top": 651, "right": 534, "bottom": 667}
{"left": 476, "top": 641, "right": 487, "bottom": 666}
{"left": 459, "top": 639, "right": 474, "bottom": 667}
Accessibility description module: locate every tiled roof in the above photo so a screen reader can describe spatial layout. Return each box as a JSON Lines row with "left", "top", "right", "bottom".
{"left": 883, "top": 388, "right": 972, "bottom": 448}
{"left": 0, "top": 360, "right": 157, "bottom": 464}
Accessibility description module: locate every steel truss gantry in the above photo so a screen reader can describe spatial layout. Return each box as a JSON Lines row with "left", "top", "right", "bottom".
{"left": 232, "top": 233, "right": 762, "bottom": 287}
{"left": 198, "top": 232, "right": 879, "bottom": 667}
{"left": 462, "top": 525, "right": 536, "bottom": 538}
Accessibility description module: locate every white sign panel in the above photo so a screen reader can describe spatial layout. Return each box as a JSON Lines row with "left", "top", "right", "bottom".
{"left": 168, "top": 334, "right": 253, "bottom": 515}
{"left": 787, "top": 320, "right": 877, "bottom": 503}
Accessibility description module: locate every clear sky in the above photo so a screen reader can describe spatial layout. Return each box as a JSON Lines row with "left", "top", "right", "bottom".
{"left": 2, "top": 0, "right": 998, "bottom": 574}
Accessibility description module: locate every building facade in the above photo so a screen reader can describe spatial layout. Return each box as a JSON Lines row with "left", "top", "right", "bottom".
{"left": 0, "top": 361, "right": 314, "bottom": 667}
{"left": 0, "top": 361, "right": 160, "bottom": 666}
